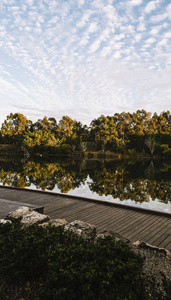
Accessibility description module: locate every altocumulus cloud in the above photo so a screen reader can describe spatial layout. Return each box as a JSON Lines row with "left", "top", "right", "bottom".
{"left": 0, "top": 0, "right": 170, "bottom": 125}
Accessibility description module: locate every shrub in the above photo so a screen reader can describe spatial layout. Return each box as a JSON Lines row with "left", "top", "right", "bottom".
{"left": 0, "top": 220, "right": 170, "bottom": 300}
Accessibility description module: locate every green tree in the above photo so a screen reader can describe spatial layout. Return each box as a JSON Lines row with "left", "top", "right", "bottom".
{"left": 131, "top": 110, "right": 151, "bottom": 136}
{"left": 57, "top": 116, "right": 77, "bottom": 142}
{"left": 23, "top": 131, "right": 59, "bottom": 147}
{"left": 31, "top": 116, "right": 57, "bottom": 133}
{"left": 113, "top": 112, "right": 133, "bottom": 141}
{"left": 1, "top": 113, "right": 32, "bottom": 144}
{"left": 90, "top": 115, "right": 118, "bottom": 147}
{"left": 1, "top": 113, "right": 31, "bottom": 137}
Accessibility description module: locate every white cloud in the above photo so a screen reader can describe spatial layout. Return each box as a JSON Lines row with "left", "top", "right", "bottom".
{"left": 79, "top": 35, "right": 89, "bottom": 47}
{"left": 164, "top": 31, "right": 171, "bottom": 38}
{"left": 100, "top": 46, "right": 112, "bottom": 57}
{"left": 99, "top": 28, "right": 111, "bottom": 41}
{"left": 129, "top": 0, "right": 143, "bottom": 6}
{"left": 157, "top": 38, "right": 167, "bottom": 47}
{"left": 149, "top": 26, "right": 160, "bottom": 35}
{"left": 127, "top": 25, "right": 135, "bottom": 34}
{"left": 77, "top": 0, "right": 85, "bottom": 7}
{"left": 137, "top": 22, "right": 146, "bottom": 32}
{"left": 113, "top": 51, "right": 121, "bottom": 59}
{"left": 144, "top": 1, "right": 156, "bottom": 14}
{"left": 134, "top": 33, "right": 142, "bottom": 42}
{"left": 0, "top": 0, "right": 170, "bottom": 126}
{"left": 88, "top": 40, "right": 101, "bottom": 53}
{"left": 145, "top": 37, "right": 156, "bottom": 44}
{"left": 87, "top": 22, "right": 98, "bottom": 33}
{"left": 115, "top": 33, "right": 125, "bottom": 41}
{"left": 150, "top": 13, "right": 168, "bottom": 23}
{"left": 76, "top": 10, "right": 93, "bottom": 28}
{"left": 25, "top": 0, "right": 34, "bottom": 6}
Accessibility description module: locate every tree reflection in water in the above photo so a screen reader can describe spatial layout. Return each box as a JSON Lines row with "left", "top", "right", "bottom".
{"left": 0, "top": 158, "right": 170, "bottom": 205}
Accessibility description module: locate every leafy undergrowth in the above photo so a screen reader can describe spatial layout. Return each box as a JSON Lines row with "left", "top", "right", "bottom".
{"left": 0, "top": 219, "right": 170, "bottom": 300}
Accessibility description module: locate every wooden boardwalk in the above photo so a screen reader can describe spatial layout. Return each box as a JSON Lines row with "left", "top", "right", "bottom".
{"left": 0, "top": 186, "right": 171, "bottom": 251}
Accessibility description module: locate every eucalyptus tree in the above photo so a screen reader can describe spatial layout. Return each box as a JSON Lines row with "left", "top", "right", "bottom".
{"left": 1, "top": 113, "right": 31, "bottom": 136}
{"left": 162, "top": 111, "right": 171, "bottom": 133}
{"left": 113, "top": 112, "right": 133, "bottom": 141}
{"left": 146, "top": 114, "right": 158, "bottom": 135}
{"left": 57, "top": 116, "right": 78, "bottom": 143}
{"left": 31, "top": 116, "right": 57, "bottom": 133}
{"left": 156, "top": 112, "right": 171, "bottom": 134}
{"left": 23, "top": 130, "right": 59, "bottom": 147}
{"left": 131, "top": 110, "right": 151, "bottom": 136}
{"left": 90, "top": 115, "right": 118, "bottom": 146}
{"left": 1, "top": 113, "right": 32, "bottom": 144}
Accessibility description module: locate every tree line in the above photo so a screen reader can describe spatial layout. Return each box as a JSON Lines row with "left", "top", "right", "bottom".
{"left": 0, "top": 110, "right": 171, "bottom": 157}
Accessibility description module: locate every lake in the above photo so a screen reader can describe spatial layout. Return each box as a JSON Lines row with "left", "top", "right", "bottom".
{"left": 0, "top": 157, "right": 171, "bottom": 213}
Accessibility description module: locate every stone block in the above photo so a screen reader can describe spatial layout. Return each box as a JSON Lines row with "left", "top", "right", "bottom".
{"left": 6, "top": 206, "right": 50, "bottom": 226}
{"left": 65, "top": 220, "right": 96, "bottom": 238}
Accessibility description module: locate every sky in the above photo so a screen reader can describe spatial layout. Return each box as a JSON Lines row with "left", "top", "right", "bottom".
{"left": 0, "top": 0, "right": 171, "bottom": 126}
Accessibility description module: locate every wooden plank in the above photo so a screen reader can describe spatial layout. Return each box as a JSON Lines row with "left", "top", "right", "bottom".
{"left": 128, "top": 215, "right": 166, "bottom": 239}
{"left": 98, "top": 210, "right": 143, "bottom": 233}
{"left": 147, "top": 220, "right": 171, "bottom": 244}
{"left": 46, "top": 202, "right": 95, "bottom": 219}
{"left": 57, "top": 202, "right": 113, "bottom": 221}
{"left": 165, "top": 240, "right": 171, "bottom": 251}
{"left": 145, "top": 218, "right": 171, "bottom": 243}
{"left": 155, "top": 232, "right": 171, "bottom": 249}
{"left": 118, "top": 213, "right": 153, "bottom": 235}
{"left": 86, "top": 204, "right": 135, "bottom": 224}
{"left": 46, "top": 200, "right": 99, "bottom": 219}
{"left": 97, "top": 213, "right": 149, "bottom": 237}
{"left": 73, "top": 205, "right": 122, "bottom": 224}
{"left": 123, "top": 214, "right": 163, "bottom": 240}
{"left": 0, "top": 187, "right": 171, "bottom": 251}
{"left": 109, "top": 211, "right": 146, "bottom": 231}
{"left": 157, "top": 231, "right": 171, "bottom": 249}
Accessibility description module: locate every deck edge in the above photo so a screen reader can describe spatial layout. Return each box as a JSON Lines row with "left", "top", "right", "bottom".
{"left": 0, "top": 185, "right": 170, "bottom": 218}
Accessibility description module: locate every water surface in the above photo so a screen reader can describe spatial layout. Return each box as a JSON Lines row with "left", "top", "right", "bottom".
{"left": 0, "top": 158, "right": 171, "bottom": 213}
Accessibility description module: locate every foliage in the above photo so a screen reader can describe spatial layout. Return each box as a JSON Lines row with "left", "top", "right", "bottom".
{"left": 0, "top": 113, "right": 31, "bottom": 145}
{"left": 0, "top": 110, "right": 171, "bottom": 157}
{"left": 1, "top": 220, "right": 170, "bottom": 300}
{"left": 90, "top": 115, "right": 118, "bottom": 145}
{"left": 23, "top": 130, "right": 59, "bottom": 147}
{"left": 57, "top": 116, "right": 78, "bottom": 143}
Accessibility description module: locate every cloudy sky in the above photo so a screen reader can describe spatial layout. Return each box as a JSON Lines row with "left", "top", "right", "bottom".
{"left": 0, "top": 0, "right": 171, "bottom": 126}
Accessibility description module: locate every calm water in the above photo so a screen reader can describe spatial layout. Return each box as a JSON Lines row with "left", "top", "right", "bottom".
{"left": 0, "top": 158, "right": 171, "bottom": 213}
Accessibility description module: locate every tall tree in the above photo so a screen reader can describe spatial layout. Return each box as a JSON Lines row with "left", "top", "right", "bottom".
{"left": 1, "top": 113, "right": 30, "bottom": 137}
{"left": 31, "top": 116, "right": 57, "bottom": 133}
{"left": 1, "top": 113, "right": 32, "bottom": 145}
{"left": 113, "top": 112, "right": 133, "bottom": 140}
{"left": 57, "top": 116, "right": 77, "bottom": 142}
{"left": 90, "top": 115, "right": 118, "bottom": 145}
{"left": 131, "top": 110, "right": 151, "bottom": 136}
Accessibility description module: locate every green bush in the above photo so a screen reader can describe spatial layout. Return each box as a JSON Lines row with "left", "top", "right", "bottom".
{"left": 0, "top": 220, "right": 170, "bottom": 300}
